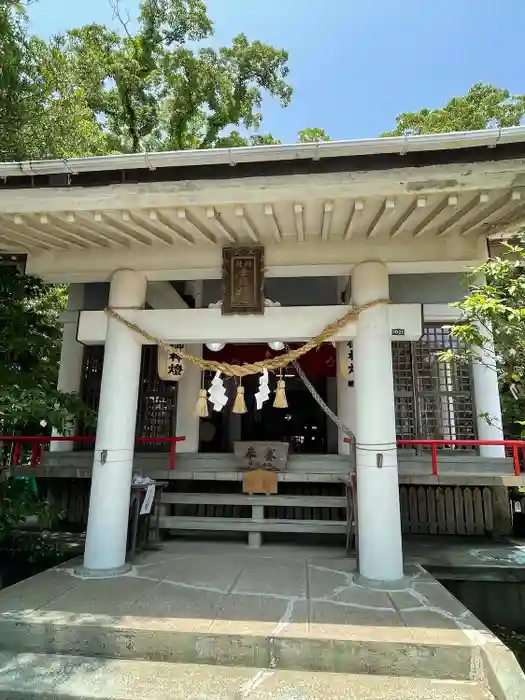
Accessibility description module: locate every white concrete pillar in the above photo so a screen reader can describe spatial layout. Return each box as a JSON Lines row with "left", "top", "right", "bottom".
{"left": 82, "top": 270, "right": 147, "bottom": 576}
{"left": 471, "top": 323, "right": 505, "bottom": 457}
{"left": 176, "top": 343, "right": 203, "bottom": 452}
{"left": 51, "top": 284, "right": 85, "bottom": 452}
{"left": 352, "top": 261, "right": 404, "bottom": 582}
{"left": 336, "top": 342, "right": 356, "bottom": 455}
{"left": 175, "top": 281, "right": 204, "bottom": 452}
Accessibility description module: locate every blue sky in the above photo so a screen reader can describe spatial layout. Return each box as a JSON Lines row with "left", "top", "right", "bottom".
{"left": 28, "top": 0, "right": 525, "bottom": 143}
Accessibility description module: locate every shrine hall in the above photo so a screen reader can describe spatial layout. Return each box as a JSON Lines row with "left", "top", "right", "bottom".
{"left": 2, "top": 127, "right": 525, "bottom": 582}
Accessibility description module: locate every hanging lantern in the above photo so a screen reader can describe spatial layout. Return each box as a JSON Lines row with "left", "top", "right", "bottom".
{"left": 268, "top": 341, "right": 285, "bottom": 351}
{"left": 339, "top": 341, "right": 354, "bottom": 386}
{"left": 206, "top": 342, "right": 226, "bottom": 352}
{"left": 158, "top": 345, "right": 185, "bottom": 382}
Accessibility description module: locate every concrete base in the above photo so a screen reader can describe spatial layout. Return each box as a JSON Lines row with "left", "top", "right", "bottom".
{"left": 248, "top": 532, "right": 262, "bottom": 549}
{"left": 353, "top": 573, "right": 415, "bottom": 591}
{"left": 0, "top": 541, "right": 522, "bottom": 699}
{"left": 74, "top": 562, "right": 132, "bottom": 579}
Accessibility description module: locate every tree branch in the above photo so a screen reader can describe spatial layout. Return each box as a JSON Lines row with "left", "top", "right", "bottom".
{"left": 109, "top": 0, "right": 132, "bottom": 38}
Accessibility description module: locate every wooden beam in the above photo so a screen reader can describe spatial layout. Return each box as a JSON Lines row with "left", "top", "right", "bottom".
{"left": 144, "top": 210, "right": 195, "bottom": 246}
{"left": 65, "top": 213, "right": 128, "bottom": 248}
{"left": 344, "top": 200, "right": 364, "bottom": 240}
{"left": 264, "top": 204, "right": 283, "bottom": 243}
{"left": 436, "top": 194, "right": 483, "bottom": 237}
{"left": 234, "top": 206, "right": 260, "bottom": 243}
{"left": 176, "top": 208, "right": 217, "bottom": 244}
{"left": 389, "top": 196, "right": 426, "bottom": 238}
{"left": 0, "top": 230, "right": 33, "bottom": 251}
{"left": 321, "top": 201, "right": 333, "bottom": 241}
{"left": 46, "top": 214, "right": 110, "bottom": 249}
{"left": 293, "top": 203, "right": 305, "bottom": 242}
{"left": 460, "top": 190, "right": 522, "bottom": 236}
{"left": 206, "top": 207, "right": 238, "bottom": 243}
{"left": 412, "top": 195, "right": 454, "bottom": 238}
{"left": 98, "top": 212, "right": 152, "bottom": 246}
{"left": 366, "top": 198, "right": 395, "bottom": 238}
{"left": 118, "top": 211, "right": 172, "bottom": 246}
{"left": 1, "top": 218, "right": 56, "bottom": 250}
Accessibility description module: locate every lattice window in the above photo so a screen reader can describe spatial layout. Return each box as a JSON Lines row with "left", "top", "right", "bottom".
{"left": 136, "top": 346, "right": 178, "bottom": 452}
{"left": 78, "top": 346, "right": 104, "bottom": 443}
{"left": 393, "top": 325, "right": 476, "bottom": 446}
{"left": 392, "top": 341, "right": 416, "bottom": 441}
{"left": 79, "top": 346, "right": 177, "bottom": 452}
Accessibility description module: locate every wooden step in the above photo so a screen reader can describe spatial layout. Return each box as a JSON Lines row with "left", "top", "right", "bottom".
{"left": 159, "top": 517, "right": 346, "bottom": 534}
{"left": 161, "top": 493, "right": 346, "bottom": 508}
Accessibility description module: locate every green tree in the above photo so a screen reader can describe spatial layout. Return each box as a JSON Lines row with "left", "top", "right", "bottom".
{"left": 383, "top": 83, "right": 525, "bottom": 136}
{"left": 297, "top": 127, "right": 331, "bottom": 143}
{"left": 440, "top": 236, "right": 525, "bottom": 437}
{"left": 0, "top": 1, "right": 35, "bottom": 161}
{"left": 49, "top": 0, "right": 293, "bottom": 153}
{"left": 0, "top": 265, "right": 90, "bottom": 433}
{"left": 387, "top": 83, "right": 525, "bottom": 439}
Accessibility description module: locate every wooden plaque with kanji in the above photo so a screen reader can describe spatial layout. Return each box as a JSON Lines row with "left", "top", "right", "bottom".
{"left": 222, "top": 246, "right": 264, "bottom": 315}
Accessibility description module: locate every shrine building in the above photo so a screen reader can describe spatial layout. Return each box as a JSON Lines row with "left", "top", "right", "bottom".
{"left": 2, "top": 127, "right": 525, "bottom": 582}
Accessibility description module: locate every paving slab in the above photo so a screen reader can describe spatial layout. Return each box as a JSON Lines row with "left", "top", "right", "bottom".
{"left": 38, "top": 576, "right": 159, "bottom": 617}
{"left": 0, "top": 570, "right": 78, "bottom": 616}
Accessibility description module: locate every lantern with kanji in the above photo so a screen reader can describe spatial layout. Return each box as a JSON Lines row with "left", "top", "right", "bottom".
{"left": 158, "top": 345, "right": 185, "bottom": 382}
{"left": 338, "top": 341, "right": 354, "bottom": 387}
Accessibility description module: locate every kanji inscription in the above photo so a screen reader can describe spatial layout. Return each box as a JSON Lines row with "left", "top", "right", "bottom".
{"left": 222, "top": 246, "right": 264, "bottom": 315}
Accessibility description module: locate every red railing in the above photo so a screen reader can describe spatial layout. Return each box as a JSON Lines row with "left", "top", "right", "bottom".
{"left": 398, "top": 439, "right": 524, "bottom": 477}
{"left": 344, "top": 438, "right": 524, "bottom": 477}
{"left": 0, "top": 435, "right": 186, "bottom": 471}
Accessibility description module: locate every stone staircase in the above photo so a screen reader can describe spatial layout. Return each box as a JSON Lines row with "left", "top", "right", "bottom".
{"left": 0, "top": 652, "right": 499, "bottom": 699}
{"left": 0, "top": 604, "right": 514, "bottom": 700}
{"left": 159, "top": 491, "right": 348, "bottom": 547}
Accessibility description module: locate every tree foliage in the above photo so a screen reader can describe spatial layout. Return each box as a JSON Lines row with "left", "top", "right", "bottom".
{"left": 297, "top": 127, "right": 331, "bottom": 143}
{"left": 0, "top": 1, "right": 34, "bottom": 161}
{"left": 383, "top": 83, "right": 525, "bottom": 136}
{"left": 0, "top": 265, "right": 91, "bottom": 432}
{"left": 0, "top": 0, "right": 333, "bottom": 436}
{"left": 45, "top": 0, "right": 294, "bottom": 153}
{"left": 440, "top": 236, "right": 525, "bottom": 436}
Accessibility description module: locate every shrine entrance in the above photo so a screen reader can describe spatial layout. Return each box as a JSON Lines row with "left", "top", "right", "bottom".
{"left": 241, "top": 374, "right": 328, "bottom": 454}
{"left": 198, "top": 343, "right": 335, "bottom": 454}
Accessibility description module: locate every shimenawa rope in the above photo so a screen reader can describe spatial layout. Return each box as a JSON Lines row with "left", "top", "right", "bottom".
{"left": 105, "top": 299, "right": 388, "bottom": 378}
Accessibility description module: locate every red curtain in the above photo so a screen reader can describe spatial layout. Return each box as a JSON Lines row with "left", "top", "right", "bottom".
{"left": 202, "top": 343, "right": 336, "bottom": 377}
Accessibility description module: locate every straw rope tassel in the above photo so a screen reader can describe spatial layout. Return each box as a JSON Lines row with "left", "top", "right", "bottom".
{"left": 194, "top": 388, "right": 209, "bottom": 417}
{"left": 273, "top": 376, "right": 288, "bottom": 409}
{"left": 232, "top": 382, "right": 247, "bottom": 414}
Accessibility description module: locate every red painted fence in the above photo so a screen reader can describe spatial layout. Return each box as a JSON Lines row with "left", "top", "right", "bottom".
{"left": 344, "top": 438, "right": 525, "bottom": 477}
{"left": 0, "top": 435, "right": 186, "bottom": 471}
{"left": 2, "top": 436, "right": 523, "bottom": 477}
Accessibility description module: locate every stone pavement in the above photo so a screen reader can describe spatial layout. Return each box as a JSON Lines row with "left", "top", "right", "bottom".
{"left": 0, "top": 540, "right": 493, "bottom": 632}
{"left": 0, "top": 541, "right": 523, "bottom": 699}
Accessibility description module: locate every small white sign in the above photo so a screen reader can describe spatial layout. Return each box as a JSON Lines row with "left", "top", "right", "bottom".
{"left": 140, "top": 484, "right": 156, "bottom": 515}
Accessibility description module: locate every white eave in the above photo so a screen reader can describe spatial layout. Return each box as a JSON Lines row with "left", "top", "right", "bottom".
{"left": 2, "top": 126, "right": 525, "bottom": 178}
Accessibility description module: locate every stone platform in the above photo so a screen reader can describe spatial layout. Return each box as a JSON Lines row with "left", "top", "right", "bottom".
{"left": 0, "top": 541, "right": 523, "bottom": 699}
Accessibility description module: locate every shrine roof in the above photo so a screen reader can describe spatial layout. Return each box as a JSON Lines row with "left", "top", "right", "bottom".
{"left": 0, "top": 126, "right": 525, "bottom": 188}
